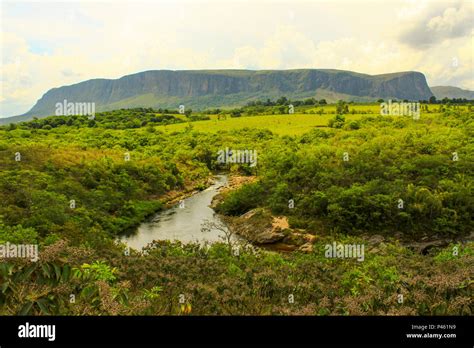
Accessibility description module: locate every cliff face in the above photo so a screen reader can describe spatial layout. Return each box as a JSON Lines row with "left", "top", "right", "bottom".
{"left": 21, "top": 69, "right": 434, "bottom": 118}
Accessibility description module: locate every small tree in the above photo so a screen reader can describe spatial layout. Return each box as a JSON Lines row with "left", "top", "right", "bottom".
{"left": 201, "top": 218, "right": 250, "bottom": 255}
{"left": 201, "top": 218, "right": 234, "bottom": 253}
{"left": 336, "top": 100, "right": 349, "bottom": 114}
{"left": 276, "top": 96, "right": 289, "bottom": 105}
{"left": 328, "top": 114, "right": 345, "bottom": 128}
{"left": 231, "top": 110, "right": 242, "bottom": 117}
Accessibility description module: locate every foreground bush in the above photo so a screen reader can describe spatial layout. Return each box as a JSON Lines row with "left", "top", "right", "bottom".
{"left": 1, "top": 240, "right": 472, "bottom": 315}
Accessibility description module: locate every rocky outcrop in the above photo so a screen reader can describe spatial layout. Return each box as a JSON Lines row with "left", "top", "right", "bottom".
{"left": 229, "top": 208, "right": 288, "bottom": 244}
{"left": 227, "top": 208, "right": 318, "bottom": 253}
{"left": 298, "top": 243, "right": 314, "bottom": 253}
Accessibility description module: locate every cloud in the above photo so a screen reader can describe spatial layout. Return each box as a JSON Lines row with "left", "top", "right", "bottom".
{"left": 0, "top": 0, "right": 472, "bottom": 117}
{"left": 398, "top": 1, "right": 474, "bottom": 49}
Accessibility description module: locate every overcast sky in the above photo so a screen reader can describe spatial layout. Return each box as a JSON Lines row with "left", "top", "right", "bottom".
{"left": 1, "top": 0, "right": 473, "bottom": 117}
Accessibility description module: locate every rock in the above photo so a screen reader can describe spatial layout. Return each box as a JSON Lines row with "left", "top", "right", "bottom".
{"left": 282, "top": 233, "right": 306, "bottom": 246}
{"left": 228, "top": 208, "right": 287, "bottom": 244}
{"left": 223, "top": 206, "right": 319, "bottom": 249}
{"left": 298, "top": 243, "right": 313, "bottom": 253}
{"left": 240, "top": 209, "right": 257, "bottom": 220}
{"left": 368, "top": 234, "right": 385, "bottom": 245}
{"left": 254, "top": 230, "right": 286, "bottom": 244}
{"left": 370, "top": 247, "right": 380, "bottom": 254}
{"left": 265, "top": 243, "right": 298, "bottom": 252}
{"left": 272, "top": 216, "right": 289, "bottom": 230}
{"left": 405, "top": 240, "right": 448, "bottom": 254}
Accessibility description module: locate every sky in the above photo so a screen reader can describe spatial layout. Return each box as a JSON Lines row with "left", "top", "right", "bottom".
{"left": 1, "top": 0, "right": 473, "bottom": 117}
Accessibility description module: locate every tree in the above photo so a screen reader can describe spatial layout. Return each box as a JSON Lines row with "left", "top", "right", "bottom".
{"left": 264, "top": 99, "right": 274, "bottom": 106}
{"left": 276, "top": 96, "right": 289, "bottom": 105}
{"left": 201, "top": 218, "right": 247, "bottom": 255}
{"left": 231, "top": 110, "right": 242, "bottom": 117}
{"left": 328, "top": 114, "right": 345, "bottom": 128}
{"left": 429, "top": 96, "right": 437, "bottom": 104}
{"left": 336, "top": 100, "right": 349, "bottom": 114}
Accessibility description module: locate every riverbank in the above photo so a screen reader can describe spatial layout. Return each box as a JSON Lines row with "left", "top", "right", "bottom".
{"left": 212, "top": 177, "right": 474, "bottom": 255}
{"left": 118, "top": 174, "right": 216, "bottom": 238}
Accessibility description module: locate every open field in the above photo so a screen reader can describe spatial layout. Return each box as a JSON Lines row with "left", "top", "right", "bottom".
{"left": 159, "top": 113, "right": 362, "bottom": 135}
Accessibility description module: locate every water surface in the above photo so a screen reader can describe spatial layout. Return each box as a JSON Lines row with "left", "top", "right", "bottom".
{"left": 121, "top": 175, "right": 228, "bottom": 250}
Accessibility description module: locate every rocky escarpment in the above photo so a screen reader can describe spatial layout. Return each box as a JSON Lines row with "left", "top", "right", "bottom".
{"left": 9, "top": 69, "right": 434, "bottom": 122}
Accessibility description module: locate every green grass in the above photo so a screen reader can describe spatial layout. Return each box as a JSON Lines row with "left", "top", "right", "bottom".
{"left": 150, "top": 103, "right": 462, "bottom": 136}
{"left": 156, "top": 113, "right": 365, "bottom": 135}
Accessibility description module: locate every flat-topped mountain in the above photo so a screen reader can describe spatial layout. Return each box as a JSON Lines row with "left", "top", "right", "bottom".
{"left": 3, "top": 69, "right": 434, "bottom": 123}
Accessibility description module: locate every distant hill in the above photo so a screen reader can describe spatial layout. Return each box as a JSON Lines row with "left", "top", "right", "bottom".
{"left": 430, "top": 86, "right": 474, "bottom": 100}
{"left": 1, "top": 69, "right": 434, "bottom": 124}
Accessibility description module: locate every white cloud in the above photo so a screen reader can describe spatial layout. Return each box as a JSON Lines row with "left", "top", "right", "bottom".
{"left": 398, "top": 0, "right": 474, "bottom": 48}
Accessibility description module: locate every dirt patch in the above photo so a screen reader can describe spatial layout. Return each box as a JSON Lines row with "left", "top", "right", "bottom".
{"left": 272, "top": 216, "right": 289, "bottom": 230}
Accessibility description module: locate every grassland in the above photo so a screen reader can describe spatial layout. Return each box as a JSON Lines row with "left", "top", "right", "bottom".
{"left": 159, "top": 113, "right": 362, "bottom": 135}
{"left": 153, "top": 103, "right": 468, "bottom": 135}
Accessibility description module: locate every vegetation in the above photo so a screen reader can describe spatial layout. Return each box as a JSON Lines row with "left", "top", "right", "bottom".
{"left": 12, "top": 108, "right": 185, "bottom": 130}
{"left": 216, "top": 108, "right": 474, "bottom": 237}
{"left": 0, "top": 102, "right": 472, "bottom": 315}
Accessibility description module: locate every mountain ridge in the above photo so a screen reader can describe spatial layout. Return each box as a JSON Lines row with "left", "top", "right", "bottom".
{"left": 2, "top": 69, "right": 435, "bottom": 124}
{"left": 431, "top": 86, "right": 474, "bottom": 100}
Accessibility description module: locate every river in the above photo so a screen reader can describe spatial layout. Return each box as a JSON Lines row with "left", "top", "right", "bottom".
{"left": 120, "top": 175, "right": 229, "bottom": 250}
